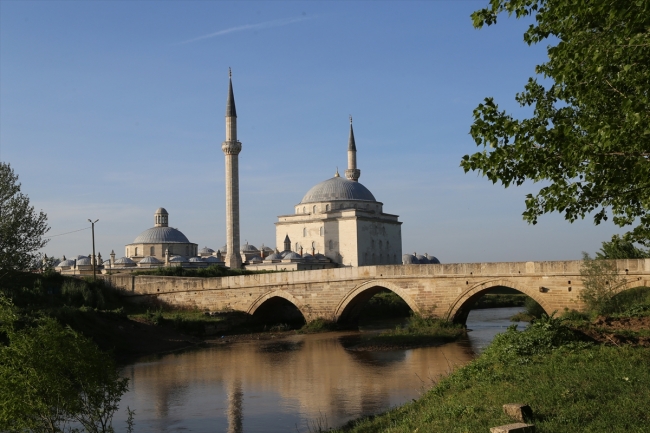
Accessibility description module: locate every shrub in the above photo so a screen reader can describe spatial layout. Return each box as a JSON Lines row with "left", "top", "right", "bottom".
{"left": 579, "top": 253, "right": 624, "bottom": 315}
{"left": 524, "top": 297, "right": 545, "bottom": 318}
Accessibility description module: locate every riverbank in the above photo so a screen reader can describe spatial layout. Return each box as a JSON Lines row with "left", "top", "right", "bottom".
{"left": 333, "top": 308, "right": 650, "bottom": 433}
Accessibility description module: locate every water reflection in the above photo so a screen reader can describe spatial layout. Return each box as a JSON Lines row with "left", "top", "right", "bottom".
{"left": 113, "top": 307, "right": 522, "bottom": 432}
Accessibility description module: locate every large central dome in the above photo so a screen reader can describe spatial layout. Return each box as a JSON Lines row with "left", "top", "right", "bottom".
{"left": 300, "top": 176, "right": 376, "bottom": 204}
{"left": 132, "top": 227, "right": 191, "bottom": 244}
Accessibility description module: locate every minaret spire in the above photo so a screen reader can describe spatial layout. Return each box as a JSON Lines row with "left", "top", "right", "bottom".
{"left": 222, "top": 69, "right": 243, "bottom": 269}
{"left": 345, "top": 116, "right": 360, "bottom": 182}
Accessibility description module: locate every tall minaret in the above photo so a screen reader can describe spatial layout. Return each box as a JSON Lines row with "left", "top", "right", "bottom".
{"left": 344, "top": 116, "right": 360, "bottom": 182}
{"left": 222, "top": 69, "right": 243, "bottom": 269}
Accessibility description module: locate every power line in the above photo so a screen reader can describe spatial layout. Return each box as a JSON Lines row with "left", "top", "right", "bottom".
{"left": 45, "top": 226, "right": 91, "bottom": 239}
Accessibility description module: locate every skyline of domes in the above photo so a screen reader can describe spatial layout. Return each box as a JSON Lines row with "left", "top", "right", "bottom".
{"left": 299, "top": 175, "right": 376, "bottom": 204}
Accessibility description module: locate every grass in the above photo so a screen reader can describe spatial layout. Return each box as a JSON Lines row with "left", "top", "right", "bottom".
{"left": 298, "top": 318, "right": 338, "bottom": 334}
{"left": 335, "top": 316, "right": 650, "bottom": 432}
{"left": 354, "top": 314, "right": 466, "bottom": 349}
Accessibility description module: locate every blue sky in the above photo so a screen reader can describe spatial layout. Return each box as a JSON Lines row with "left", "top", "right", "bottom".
{"left": 1, "top": 0, "right": 624, "bottom": 263}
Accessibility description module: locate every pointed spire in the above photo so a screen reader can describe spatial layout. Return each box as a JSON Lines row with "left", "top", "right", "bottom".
{"left": 226, "top": 68, "right": 237, "bottom": 118}
{"left": 335, "top": 167, "right": 340, "bottom": 177}
{"left": 348, "top": 115, "right": 356, "bottom": 151}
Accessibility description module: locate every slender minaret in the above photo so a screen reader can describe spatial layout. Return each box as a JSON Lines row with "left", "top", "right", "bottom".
{"left": 222, "top": 69, "right": 243, "bottom": 269}
{"left": 345, "top": 116, "right": 360, "bottom": 182}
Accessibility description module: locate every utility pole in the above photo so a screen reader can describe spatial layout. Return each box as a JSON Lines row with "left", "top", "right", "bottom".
{"left": 88, "top": 219, "right": 99, "bottom": 280}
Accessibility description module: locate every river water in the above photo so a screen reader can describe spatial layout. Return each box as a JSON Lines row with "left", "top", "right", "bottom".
{"left": 113, "top": 307, "right": 523, "bottom": 432}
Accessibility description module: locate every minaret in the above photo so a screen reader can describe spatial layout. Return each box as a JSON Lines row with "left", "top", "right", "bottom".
{"left": 344, "top": 116, "right": 360, "bottom": 182}
{"left": 222, "top": 69, "right": 243, "bottom": 269}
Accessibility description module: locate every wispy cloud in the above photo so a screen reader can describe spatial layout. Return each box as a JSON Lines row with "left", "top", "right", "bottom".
{"left": 175, "top": 16, "right": 313, "bottom": 45}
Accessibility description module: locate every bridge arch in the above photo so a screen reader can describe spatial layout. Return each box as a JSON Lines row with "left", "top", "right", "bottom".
{"left": 247, "top": 290, "right": 308, "bottom": 323}
{"left": 335, "top": 280, "right": 420, "bottom": 323}
{"left": 447, "top": 278, "right": 552, "bottom": 324}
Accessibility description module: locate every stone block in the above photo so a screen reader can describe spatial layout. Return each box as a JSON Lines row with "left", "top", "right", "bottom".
{"left": 489, "top": 423, "right": 535, "bottom": 433}
{"left": 502, "top": 403, "right": 533, "bottom": 422}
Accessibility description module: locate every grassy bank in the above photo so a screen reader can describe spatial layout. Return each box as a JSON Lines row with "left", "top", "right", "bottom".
{"left": 335, "top": 316, "right": 650, "bottom": 432}
{"left": 351, "top": 314, "right": 466, "bottom": 350}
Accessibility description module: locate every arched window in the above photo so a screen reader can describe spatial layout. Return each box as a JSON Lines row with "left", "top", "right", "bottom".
{"left": 135, "top": 247, "right": 138, "bottom": 256}
{"left": 319, "top": 227, "right": 323, "bottom": 236}
{"left": 126, "top": 248, "right": 129, "bottom": 256}
{"left": 296, "top": 208, "right": 299, "bottom": 214}
{"left": 295, "top": 243, "right": 299, "bottom": 251}
{"left": 303, "top": 207, "right": 306, "bottom": 213}
{"left": 393, "top": 254, "right": 397, "bottom": 263}
{"left": 303, "top": 228, "right": 307, "bottom": 237}
{"left": 326, "top": 204, "right": 330, "bottom": 211}
{"left": 371, "top": 240, "right": 375, "bottom": 248}
{"left": 379, "top": 240, "right": 383, "bottom": 249}
{"left": 329, "top": 240, "right": 333, "bottom": 250}
{"left": 150, "top": 246, "right": 155, "bottom": 256}
{"left": 387, "top": 241, "right": 390, "bottom": 249}
{"left": 313, "top": 205, "right": 316, "bottom": 213}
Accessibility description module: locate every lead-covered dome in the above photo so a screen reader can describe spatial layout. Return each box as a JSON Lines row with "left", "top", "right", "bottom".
{"left": 300, "top": 176, "right": 376, "bottom": 204}
{"left": 132, "top": 227, "right": 190, "bottom": 244}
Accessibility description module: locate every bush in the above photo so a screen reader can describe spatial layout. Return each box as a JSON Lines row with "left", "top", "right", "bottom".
{"left": 580, "top": 253, "right": 624, "bottom": 315}
{"left": 524, "top": 297, "right": 545, "bottom": 318}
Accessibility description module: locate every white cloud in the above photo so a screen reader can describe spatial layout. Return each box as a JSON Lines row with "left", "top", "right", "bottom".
{"left": 175, "top": 16, "right": 314, "bottom": 45}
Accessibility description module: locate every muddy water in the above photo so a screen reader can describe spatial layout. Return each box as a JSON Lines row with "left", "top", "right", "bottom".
{"left": 113, "top": 307, "right": 523, "bottom": 432}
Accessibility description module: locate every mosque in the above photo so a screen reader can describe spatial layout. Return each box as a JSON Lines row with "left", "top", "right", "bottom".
{"left": 56, "top": 72, "right": 438, "bottom": 275}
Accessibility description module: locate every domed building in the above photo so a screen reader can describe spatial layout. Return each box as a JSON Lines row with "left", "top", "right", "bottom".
{"left": 125, "top": 208, "right": 198, "bottom": 263}
{"left": 274, "top": 119, "right": 402, "bottom": 267}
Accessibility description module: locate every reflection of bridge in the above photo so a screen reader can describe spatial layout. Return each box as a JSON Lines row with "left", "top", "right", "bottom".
{"left": 106, "top": 259, "right": 650, "bottom": 323}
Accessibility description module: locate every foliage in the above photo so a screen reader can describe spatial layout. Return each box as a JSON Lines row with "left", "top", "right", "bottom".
{"left": 0, "top": 162, "right": 50, "bottom": 272}
{"left": 472, "top": 293, "right": 527, "bottom": 309}
{"left": 365, "top": 314, "right": 466, "bottom": 347}
{"left": 0, "top": 297, "right": 129, "bottom": 432}
{"left": 298, "top": 318, "right": 338, "bottom": 334}
{"left": 524, "top": 296, "right": 545, "bottom": 317}
{"left": 462, "top": 0, "right": 650, "bottom": 245}
{"left": 358, "top": 290, "right": 411, "bottom": 320}
{"left": 596, "top": 235, "right": 649, "bottom": 259}
{"left": 580, "top": 253, "right": 624, "bottom": 314}
{"left": 336, "top": 321, "right": 648, "bottom": 433}
{"left": 131, "top": 264, "right": 275, "bottom": 278}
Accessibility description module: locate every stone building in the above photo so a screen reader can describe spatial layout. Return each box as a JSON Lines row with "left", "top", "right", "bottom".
{"left": 274, "top": 119, "right": 402, "bottom": 267}
{"left": 124, "top": 208, "right": 198, "bottom": 262}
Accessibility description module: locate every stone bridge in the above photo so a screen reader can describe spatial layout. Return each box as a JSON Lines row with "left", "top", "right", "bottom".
{"left": 104, "top": 259, "right": 650, "bottom": 324}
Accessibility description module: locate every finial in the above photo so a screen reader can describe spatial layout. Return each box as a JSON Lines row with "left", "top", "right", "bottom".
{"left": 229, "top": 67, "right": 232, "bottom": 78}
{"left": 335, "top": 167, "right": 340, "bottom": 177}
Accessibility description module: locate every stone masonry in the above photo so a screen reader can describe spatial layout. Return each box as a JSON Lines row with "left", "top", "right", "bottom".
{"left": 103, "top": 259, "right": 650, "bottom": 324}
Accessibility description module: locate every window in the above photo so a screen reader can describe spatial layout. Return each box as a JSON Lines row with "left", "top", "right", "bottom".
{"left": 319, "top": 227, "right": 323, "bottom": 236}
{"left": 126, "top": 248, "right": 129, "bottom": 256}
{"left": 313, "top": 205, "right": 316, "bottom": 213}
{"left": 380, "top": 254, "right": 383, "bottom": 263}
{"left": 364, "top": 252, "right": 368, "bottom": 263}
{"left": 135, "top": 247, "right": 138, "bottom": 256}
{"left": 295, "top": 243, "right": 299, "bottom": 251}
{"left": 329, "top": 240, "right": 333, "bottom": 250}
{"left": 393, "top": 254, "right": 397, "bottom": 263}
{"left": 371, "top": 240, "right": 375, "bottom": 248}
{"left": 372, "top": 253, "right": 376, "bottom": 264}
{"left": 186, "top": 246, "right": 189, "bottom": 255}
{"left": 296, "top": 208, "right": 299, "bottom": 214}
{"left": 387, "top": 241, "right": 390, "bottom": 249}
{"left": 326, "top": 204, "right": 330, "bottom": 211}
{"left": 150, "top": 246, "right": 154, "bottom": 256}
{"left": 303, "top": 228, "right": 307, "bottom": 237}
{"left": 379, "top": 240, "right": 383, "bottom": 249}
{"left": 303, "top": 206, "right": 306, "bottom": 213}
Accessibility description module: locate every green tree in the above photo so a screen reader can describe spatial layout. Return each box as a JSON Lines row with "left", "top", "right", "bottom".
{"left": 0, "top": 297, "right": 129, "bottom": 432}
{"left": 0, "top": 162, "right": 50, "bottom": 272}
{"left": 462, "top": 1, "right": 650, "bottom": 245}
{"left": 596, "top": 235, "right": 649, "bottom": 259}
{"left": 579, "top": 253, "right": 625, "bottom": 314}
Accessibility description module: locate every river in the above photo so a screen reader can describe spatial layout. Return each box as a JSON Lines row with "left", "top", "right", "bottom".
{"left": 113, "top": 307, "right": 523, "bottom": 432}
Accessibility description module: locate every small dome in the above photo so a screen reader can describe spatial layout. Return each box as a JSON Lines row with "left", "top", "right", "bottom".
{"left": 155, "top": 207, "right": 168, "bottom": 215}
{"left": 76, "top": 257, "right": 91, "bottom": 266}
{"left": 114, "top": 257, "right": 136, "bottom": 265}
{"left": 57, "top": 259, "right": 76, "bottom": 267}
{"left": 139, "top": 256, "right": 162, "bottom": 264}
{"left": 402, "top": 254, "right": 420, "bottom": 265}
{"left": 169, "top": 255, "right": 187, "bottom": 262}
{"left": 416, "top": 254, "right": 429, "bottom": 264}
{"left": 248, "top": 256, "right": 263, "bottom": 263}
{"left": 189, "top": 257, "right": 203, "bottom": 262}
{"left": 260, "top": 246, "right": 274, "bottom": 253}
{"left": 283, "top": 252, "right": 302, "bottom": 260}
{"left": 300, "top": 176, "right": 376, "bottom": 204}
{"left": 76, "top": 255, "right": 88, "bottom": 260}
{"left": 200, "top": 247, "right": 215, "bottom": 254}
{"left": 204, "top": 256, "right": 223, "bottom": 263}
{"left": 132, "top": 227, "right": 190, "bottom": 244}
{"left": 265, "top": 253, "right": 283, "bottom": 261}
{"left": 313, "top": 253, "right": 328, "bottom": 261}
{"left": 428, "top": 256, "right": 441, "bottom": 264}
{"left": 240, "top": 243, "right": 258, "bottom": 252}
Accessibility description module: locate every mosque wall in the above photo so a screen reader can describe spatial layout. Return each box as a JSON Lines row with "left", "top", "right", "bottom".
{"left": 356, "top": 219, "right": 402, "bottom": 266}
